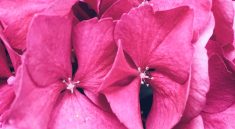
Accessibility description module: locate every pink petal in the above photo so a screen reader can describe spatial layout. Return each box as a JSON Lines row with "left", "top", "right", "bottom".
{"left": 84, "top": 90, "right": 112, "bottom": 113}
{"left": 73, "top": 18, "right": 116, "bottom": 91}
{"left": 146, "top": 72, "right": 190, "bottom": 129}
{"left": 203, "top": 55, "right": 235, "bottom": 113}
{"left": 147, "top": 6, "right": 194, "bottom": 84}
{"left": 202, "top": 104, "right": 235, "bottom": 129}
{"left": 114, "top": 4, "right": 194, "bottom": 83}
{"left": 174, "top": 115, "right": 204, "bottom": 129}
{"left": 104, "top": 78, "right": 142, "bottom": 129}
{"left": 101, "top": 0, "right": 140, "bottom": 20}
{"left": 25, "top": 14, "right": 72, "bottom": 87}
{"left": 99, "top": 0, "right": 117, "bottom": 14}
{"left": 150, "top": 0, "right": 212, "bottom": 34}
{"left": 212, "top": 0, "right": 234, "bottom": 47}
{"left": 100, "top": 42, "right": 138, "bottom": 91}
{"left": 48, "top": 91, "right": 126, "bottom": 129}
{"left": 4, "top": 66, "right": 62, "bottom": 129}
{"left": 0, "top": 84, "right": 15, "bottom": 116}
{"left": 0, "top": 42, "right": 11, "bottom": 78}
{"left": 0, "top": 22, "right": 21, "bottom": 71}
{"left": 0, "top": 0, "right": 77, "bottom": 51}
{"left": 182, "top": 15, "right": 214, "bottom": 121}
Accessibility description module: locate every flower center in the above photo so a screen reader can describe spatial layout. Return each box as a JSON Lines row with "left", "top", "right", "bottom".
{"left": 62, "top": 78, "right": 80, "bottom": 93}
{"left": 138, "top": 67, "right": 154, "bottom": 87}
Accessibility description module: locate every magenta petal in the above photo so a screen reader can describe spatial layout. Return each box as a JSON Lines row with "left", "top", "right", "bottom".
{"left": 100, "top": 43, "right": 141, "bottom": 129}
{"left": 25, "top": 14, "right": 72, "bottom": 87}
{"left": 174, "top": 115, "right": 204, "bottom": 129}
{"left": 148, "top": 7, "right": 194, "bottom": 83}
{"left": 0, "top": 42, "right": 11, "bottom": 78}
{"left": 99, "top": 0, "right": 117, "bottom": 14}
{"left": 73, "top": 18, "right": 116, "bottom": 91}
{"left": 0, "top": 84, "right": 15, "bottom": 116}
{"left": 146, "top": 72, "right": 190, "bottom": 129}
{"left": 182, "top": 15, "right": 214, "bottom": 120}
{"left": 49, "top": 91, "right": 126, "bottom": 129}
{"left": 84, "top": 90, "right": 112, "bottom": 113}
{"left": 4, "top": 66, "right": 61, "bottom": 129}
{"left": 150, "top": 0, "right": 212, "bottom": 33}
{"left": 212, "top": 0, "right": 234, "bottom": 47}
{"left": 0, "top": 0, "right": 77, "bottom": 51}
{"left": 203, "top": 55, "right": 235, "bottom": 113}
{"left": 104, "top": 78, "right": 142, "bottom": 129}
{"left": 0, "top": 24, "right": 21, "bottom": 71}
{"left": 114, "top": 4, "right": 194, "bottom": 83}
{"left": 202, "top": 104, "right": 235, "bottom": 129}
{"left": 101, "top": 0, "right": 139, "bottom": 20}
{"left": 100, "top": 42, "right": 138, "bottom": 91}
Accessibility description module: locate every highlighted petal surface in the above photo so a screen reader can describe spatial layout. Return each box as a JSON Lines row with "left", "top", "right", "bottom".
{"left": 25, "top": 15, "right": 72, "bottom": 87}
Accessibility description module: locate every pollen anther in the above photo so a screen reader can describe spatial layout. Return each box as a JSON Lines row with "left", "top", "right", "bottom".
{"left": 138, "top": 67, "right": 153, "bottom": 87}
{"left": 62, "top": 78, "right": 80, "bottom": 93}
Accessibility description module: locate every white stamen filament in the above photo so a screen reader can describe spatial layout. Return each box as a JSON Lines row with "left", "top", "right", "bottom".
{"left": 63, "top": 78, "right": 80, "bottom": 93}
{"left": 138, "top": 67, "right": 154, "bottom": 87}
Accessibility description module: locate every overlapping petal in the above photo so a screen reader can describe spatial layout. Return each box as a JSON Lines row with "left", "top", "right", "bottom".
{"left": 4, "top": 66, "right": 62, "bottom": 129}
{"left": 0, "top": 84, "right": 15, "bottom": 116}
{"left": 212, "top": 0, "right": 234, "bottom": 47}
{"left": 48, "top": 91, "right": 126, "bottom": 129}
{"left": 203, "top": 55, "right": 235, "bottom": 113}
{"left": 105, "top": 78, "right": 142, "bottom": 129}
{"left": 0, "top": 23, "right": 21, "bottom": 71}
{"left": 146, "top": 72, "right": 190, "bottom": 129}
{"left": 0, "top": 0, "right": 77, "bottom": 51}
{"left": 174, "top": 115, "right": 204, "bottom": 129}
{"left": 202, "top": 104, "right": 235, "bottom": 129}
{"left": 0, "top": 42, "right": 11, "bottom": 78}
{"left": 150, "top": 0, "right": 212, "bottom": 34}
{"left": 101, "top": 0, "right": 141, "bottom": 20}
{"left": 101, "top": 43, "right": 140, "bottom": 129}
{"left": 181, "top": 15, "right": 214, "bottom": 121}
{"left": 73, "top": 18, "right": 116, "bottom": 91}
{"left": 25, "top": 14, "right": 72, "bottom": 87}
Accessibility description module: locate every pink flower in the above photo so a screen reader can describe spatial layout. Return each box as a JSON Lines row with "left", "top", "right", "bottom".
{"left": 99, "top": 3, "right": 194, "bottom": 129}
{"left": 3, "top": 14, "right": 125, "bottom": 129}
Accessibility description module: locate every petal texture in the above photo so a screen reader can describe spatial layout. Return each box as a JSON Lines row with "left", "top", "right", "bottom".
{"left": 25, "top": 14, "right": 72, "bottom": 87}
{"left": 0, "top": 0, "right": 77, "bottom": 51}
{"left": 212, "top": 0, "right": 234, "bottom": 47}
{"left": 4, "top": 66, "right": 61, "bottom": 129}
{"left": 203, "top": 55, "right": 235, "bottom": 113}
{"left": 202, "top": 104, "right": 235, "bottom": 129}
{"left": 48, "top": 91, "right": 126, "bottom": 129}
{"left": 104, "top": 78, "right": 142, "bottom": 129}
{"left": 150, "top": 0, "right": 212, "bottom": 34}
{"left": 146, "top": 72, "right": 190, "bottom": 129}
{"left": 73, "top": 18, "right": 116, "bottom": 91}
{"left": 182, "top": 14, "right": 214, "bottom": 120}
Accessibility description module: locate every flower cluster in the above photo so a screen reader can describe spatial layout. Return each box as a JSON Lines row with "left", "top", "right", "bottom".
{"left": 0, "top": 0, "right": 235, "bottom": 129}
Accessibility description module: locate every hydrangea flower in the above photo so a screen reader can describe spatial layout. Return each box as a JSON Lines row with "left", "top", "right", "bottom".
{"left": 99, "top": 3, "right": 194, "bottom": 129}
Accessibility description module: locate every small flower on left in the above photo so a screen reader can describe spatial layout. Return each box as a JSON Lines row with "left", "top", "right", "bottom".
{"left": 0, "top": 9, "right": 126, "bottom": 129}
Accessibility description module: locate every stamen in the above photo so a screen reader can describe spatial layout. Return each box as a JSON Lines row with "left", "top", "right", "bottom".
{"left": 138, "top": 67, "right": 153, "bottom": 86}
{"left": 62, "top": 78, "right": 80, "bottom": 93}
